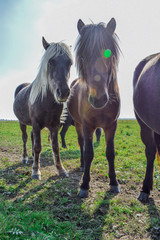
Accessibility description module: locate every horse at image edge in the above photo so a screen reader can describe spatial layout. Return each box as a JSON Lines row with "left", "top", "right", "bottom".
{"left": 133, "top": 53, "right": 160, "bottom": 202}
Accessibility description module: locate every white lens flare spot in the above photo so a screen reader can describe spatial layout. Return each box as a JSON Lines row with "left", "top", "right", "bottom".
{"left": 94, "top": 74, "right": 101, "bottom": 82}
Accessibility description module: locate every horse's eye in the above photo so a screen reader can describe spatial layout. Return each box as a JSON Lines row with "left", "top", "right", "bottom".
{"left": 81, "top": 57, "right": 84, "bottom": 64}
{"left": 49, "top": 58, "right": 56, "bottom": 66}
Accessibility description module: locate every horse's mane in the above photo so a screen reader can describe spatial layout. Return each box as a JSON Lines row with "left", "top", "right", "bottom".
{"left": 29, "top": 42, "right": 72, "bottom": 104}
{"left": 75, "top": 22, "right": 120, "bottom": 81}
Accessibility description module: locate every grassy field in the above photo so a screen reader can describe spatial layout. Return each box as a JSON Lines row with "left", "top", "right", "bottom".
{"left": 0, "top": 120, "right": 160, "bottom": 240}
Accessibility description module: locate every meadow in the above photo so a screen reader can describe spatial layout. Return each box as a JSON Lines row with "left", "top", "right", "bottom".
{"left": 0, "top": 120, "right": 159, "bottom": 240}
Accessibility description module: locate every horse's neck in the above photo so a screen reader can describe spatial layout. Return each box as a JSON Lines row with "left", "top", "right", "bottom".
{"left": 29, "top": 67, "right": 49, "bottom": 104}
{"left": 36, "top": 65, "right": 48, "bottom": 86}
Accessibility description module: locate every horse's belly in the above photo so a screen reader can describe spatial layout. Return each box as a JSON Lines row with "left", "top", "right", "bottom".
{"left": 134, "top": 104, "right": 160, "bottom": 134}
{"left": 134, "top": 80, "right": 160, "bottom": 134}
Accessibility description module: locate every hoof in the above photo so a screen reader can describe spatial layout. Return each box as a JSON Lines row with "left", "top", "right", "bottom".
{"left": 32, "top": 174, "right": 41, "bottom": 180}
{"left": 138, "top": 192, "right": 149, "bottom": 203}
{"left": 59, "top": 169, "right": 69, "bottom": 178}
{"left": 78, "top": 189, "right": 89, "bottom": 198}
{"left": 22, "top": 156, "right": 28, "bottom": 164}
{"left": 110, "top": 185, "right": 120, "bottom": 193}
{"left": 80, "top": 166, "right": 84, "bottom": 172}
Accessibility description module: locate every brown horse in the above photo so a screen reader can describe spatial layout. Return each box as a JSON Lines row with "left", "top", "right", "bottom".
{"left": 67, "top": 18, "right": 121, "bottom": 197}
{"left": 13, "top": 37, "right": 73, "bottom": 180}
{"left": 60, "top": 80, "right": 102, "bottom": 148}
{"left": 133, "top": 53, "right": 160, "bottom": 202}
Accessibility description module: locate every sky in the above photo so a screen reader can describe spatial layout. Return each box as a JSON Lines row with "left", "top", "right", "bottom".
{"left": 0, "top": 0, "right": 160, "bottom": 120}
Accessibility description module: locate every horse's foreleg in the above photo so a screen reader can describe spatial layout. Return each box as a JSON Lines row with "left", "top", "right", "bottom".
{"left": 95, "top": 128, "right": 102, "bottom": 142}
{"left": 136, "top": 114, "right": 156, "bottom": 202}
{"left": 32, "top": 126, "right": 41, "bottom": 180}
{"left": 79, "top": 125, "right": 94, "bottom": 198}
{"left": 19, "top": 123, "right": 28, "bottom": 164}
{"left": 74, "top": 122, "right": 84, "bottom": 171}
{"left": 105, "top": 122, "right": 120, "bottom": 193}
{"left": 50, "top": 127, "right": 68, "bottom": 177}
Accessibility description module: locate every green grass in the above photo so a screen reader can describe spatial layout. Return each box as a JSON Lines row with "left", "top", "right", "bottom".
{"left": 0, "top": 120, "right": 160, "bottom": 239}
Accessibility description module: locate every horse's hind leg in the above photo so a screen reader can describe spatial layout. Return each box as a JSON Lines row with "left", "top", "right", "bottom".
{"left": 95, "top": 128, "right": 102, "bottom": 142}
{"left": 105, "top": 122, "right": 120, "bottom": 193}
{"left": 32, "top": 125, "right": 41, "bottom": 180}
{"left": 60, "top": 113, "right": 73, "bottom": 148}
{"left": 19, "top": 123, "right": 28, "bottom": 164}
{"left": 136, "top": 114, "right": 156, "bottom": 202}
{"left": 31, "top": 129, "right": 34, "bottom": 158}
{"left": 60, "top": 124, "right": 69, "bottom": 148}
{"left": 50, "top": 127, "right": 68, "bottom": 177}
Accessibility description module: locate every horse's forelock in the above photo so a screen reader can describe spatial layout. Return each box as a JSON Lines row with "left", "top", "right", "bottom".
{"left": 75, "top": 23, "right": 120, "bottom": 80}
{"left": 29, "top": 42, "right": 72, "bottom": 105}
{"left": 44, "top": 42, "right": 72, "bottom": 63}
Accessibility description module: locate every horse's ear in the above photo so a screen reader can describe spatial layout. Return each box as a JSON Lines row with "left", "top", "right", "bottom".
{"left": 106, "top": 18, "right": 116, "bottom": 35}
{"left": 42, "top": 36, "right": 50, "bottom": 50}
{"left": 77, "top": 19, "right": 85, "bottom": 34}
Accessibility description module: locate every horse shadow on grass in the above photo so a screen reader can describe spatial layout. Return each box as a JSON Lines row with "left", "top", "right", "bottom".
{"left": 145, "top": 198, "right": 160, "bottom": 240}
{"left": 40, "top": 148, "right": 81, "bottom": 166}
{"left": 6, "top": 166, "right": 117, "bottom": 239}
{"left": 0, "top": 160, "right": 33, "bottom": 199}
{"left": 0, "top": 145, "right": 82, "bottom": 201}
{"left": 1, "top": 142, "right": 120, "bottom": 239}
{"left": 0, "top": 161, "right": 31, "bottom": 184}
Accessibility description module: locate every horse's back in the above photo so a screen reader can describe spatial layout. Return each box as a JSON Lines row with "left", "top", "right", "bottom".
{"left": 133, "top": 53, "right": 160, "bottom": 134}
{"left": 13, "top": 83, "right": 31, "bottom": 125}
{"left": 14, "top": 83, "right": 30, "bottom": 98}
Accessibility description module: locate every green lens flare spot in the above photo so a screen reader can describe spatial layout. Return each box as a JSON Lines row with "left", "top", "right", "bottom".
{"left": 104, "top": 49, "right": 112, "bottom": 58}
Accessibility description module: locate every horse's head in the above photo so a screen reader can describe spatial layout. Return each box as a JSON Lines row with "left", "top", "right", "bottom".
{"left": 75, "top": 18, "right": 120, "bottom": 109}
{"left": 42, "top": 37, "right": 73, "bottom": 103}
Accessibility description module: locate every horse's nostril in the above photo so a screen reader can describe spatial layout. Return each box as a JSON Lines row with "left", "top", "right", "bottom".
{"left": 56, "top": 87, "right": 70, "bottom": 102}
{"left": 56, "top": 88, "right": 61, "bottom": 97}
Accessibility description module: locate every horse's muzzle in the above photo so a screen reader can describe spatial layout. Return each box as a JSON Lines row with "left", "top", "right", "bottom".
{"left": 56, "top": 87, "right": 70, "bottom": 102}
{"left": 88, "top": 94, "right": 109, "bottom": 109}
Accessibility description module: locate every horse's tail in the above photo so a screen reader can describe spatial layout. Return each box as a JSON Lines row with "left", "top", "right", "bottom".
{"left": 154, "top": 133, "right": 160, "bottom": 167}
{"left": 14, "top": 83, "right": 30, "bottom": 98}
